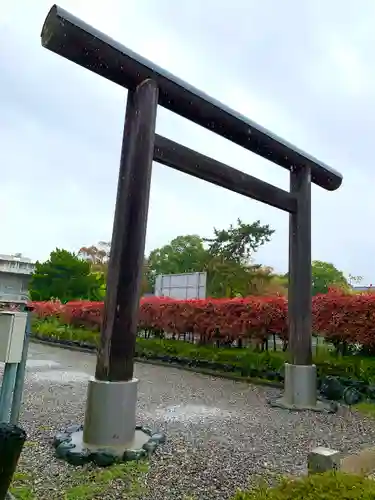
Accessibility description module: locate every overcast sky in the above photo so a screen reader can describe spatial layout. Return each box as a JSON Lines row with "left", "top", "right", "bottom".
{"left": 1, "top": 1, "right": 373, "bottom": 283}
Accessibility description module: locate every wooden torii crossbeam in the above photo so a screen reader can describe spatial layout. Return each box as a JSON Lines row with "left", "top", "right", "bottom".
{"left": 41, "top": 4, "right": 343, "bottom": 457}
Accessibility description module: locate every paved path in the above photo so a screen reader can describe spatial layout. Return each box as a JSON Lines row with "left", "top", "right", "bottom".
{"left": 12, "top": 342, "right": 375, "bottom": 499}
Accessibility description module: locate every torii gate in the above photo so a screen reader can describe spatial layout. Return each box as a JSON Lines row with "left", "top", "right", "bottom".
{"left": 41, "top": 5, "right": 343, "bottom": 463}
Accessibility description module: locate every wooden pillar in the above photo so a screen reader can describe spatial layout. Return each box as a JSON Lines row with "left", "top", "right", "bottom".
{"left": 95, "top": 79, "right": 159, "bottom": 382}
{"left": 288, "top": 165, "right": 312, "bottom": 365}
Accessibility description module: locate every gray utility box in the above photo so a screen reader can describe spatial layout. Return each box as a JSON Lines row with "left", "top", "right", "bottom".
{"left": 0, "top": 311, "right": 27, "bottom": 363}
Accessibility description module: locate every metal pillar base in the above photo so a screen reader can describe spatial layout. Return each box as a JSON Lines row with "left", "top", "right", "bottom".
{"left": 83, "top": 378, "right": 138, "bottom": 452}
{"left": 53, "top": 378, "right": 166, "bottom": 467}
{"left": 270, "top": 363, "right": 332, "bottom": 412}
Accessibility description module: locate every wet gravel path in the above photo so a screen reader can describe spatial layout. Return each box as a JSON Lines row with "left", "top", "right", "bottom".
{"left": 10, "top": 342, "right": 375, "bottom": 499}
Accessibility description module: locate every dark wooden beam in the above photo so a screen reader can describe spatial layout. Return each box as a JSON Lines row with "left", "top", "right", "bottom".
{"left": 288, "top": 165, "right": 312, "bottom": 365}
{"left": 154, "top": 135, "right": 297, "bottom": 213}
{"left": 40, "top": 4, "right": 343, "bottom": 192}
{"left": 95, "top": 79, "right": 158, "bottom": 382}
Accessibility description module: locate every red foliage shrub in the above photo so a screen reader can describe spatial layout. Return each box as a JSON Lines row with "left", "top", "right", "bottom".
{"left": 62, "top": 301, "right": 104, "bottom": 330}
{"left": 31, "top": 295, "right": 288, "bottom": 341}
{"left": 31, "top": 290, "right": 375, "bottom": 347}
{"left": 312, "top": 290, "right": 375, "bottom": 347}
{"left": 31, "top": 300, "right": 63, "bottom": 319}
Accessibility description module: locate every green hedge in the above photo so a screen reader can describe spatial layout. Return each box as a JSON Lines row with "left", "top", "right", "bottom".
{"left": 32, "top": 319, "right": 375, "bottom": 386}
{"left": 135, "top": 339, "right": 375, "bottom": 383}
{"left": 233, "top": 472, "right": 375, "bottom": 499}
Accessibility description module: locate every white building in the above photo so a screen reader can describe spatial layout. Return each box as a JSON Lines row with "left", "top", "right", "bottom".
{"left": 0, "top": 253, "right": 35, "bottom": 301}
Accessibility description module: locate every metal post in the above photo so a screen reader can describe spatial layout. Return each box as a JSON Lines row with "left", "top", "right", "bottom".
{"left": 10, "top": 308, "right": 33, "bottom": 425}
{"left": 82, "top": 79, "right": 159, "bottom": 452}
{"left": 0, "top": 423, "right": 26, "bottom": 500}
{"left": 0, "top": 365, "right": 17, "bottom": 423}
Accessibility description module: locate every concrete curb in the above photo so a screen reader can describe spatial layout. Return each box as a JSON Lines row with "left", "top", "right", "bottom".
{"left": 29, "top": 337, "right": 283, "bottom": 389}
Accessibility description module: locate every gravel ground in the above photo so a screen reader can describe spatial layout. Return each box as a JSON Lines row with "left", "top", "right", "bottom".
{"left": 8, "top": 342, "right": 375, "bottom": 499}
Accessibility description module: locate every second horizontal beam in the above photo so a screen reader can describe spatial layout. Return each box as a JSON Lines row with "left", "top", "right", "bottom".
{"left": 154, "top": 135, "right": 297, "bottom": 213}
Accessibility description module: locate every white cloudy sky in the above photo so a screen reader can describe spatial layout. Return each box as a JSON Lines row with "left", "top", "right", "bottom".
{"left": 1, "top": 1, "right": 374, "bottom": 283}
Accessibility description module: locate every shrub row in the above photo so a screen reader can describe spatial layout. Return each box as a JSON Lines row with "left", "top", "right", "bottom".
{"left": 32, "top": 319, "right": 375, "bottom": 388}
{"left": 233, "top": 472, "right": 375, "bottom": 499}
{"left": 31, "top": 290, "right": 375, "bottom": 347}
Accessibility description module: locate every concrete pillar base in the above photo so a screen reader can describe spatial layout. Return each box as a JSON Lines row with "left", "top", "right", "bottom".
{"left": 270, "top": 363, "right": 333, "bottom": 412}
{"left": 83, "top": 377, "right": 138, "bottom": 454}
{"left": 52, "top": 377, "right": 166, "bottom": 466}
{"left": 284, "top": 363, "right": 317, "bottom": 407}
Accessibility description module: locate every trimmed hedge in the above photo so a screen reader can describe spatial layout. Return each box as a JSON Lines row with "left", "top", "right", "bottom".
{"left": 31, "top": 290, "right": 375, "bottom": 350}
{"left": 233, "top": 472, "right": 375, "bottom": 499}
{"left": 32, "top": 319, "right": 375, "bottom": 388}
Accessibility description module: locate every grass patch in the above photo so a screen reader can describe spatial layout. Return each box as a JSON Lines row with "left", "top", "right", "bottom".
{"left": 10, "top": 461, "right": 149, "bottom": 500}
{"left": 233, "top": 471, "right": 375, "bottom": 499}
{"left": 64, "top": 461, "right": 149, "bottom": 499}
{"left": 354, "top": 401, "right": 375, "bottom": 419}
{"left": 10, "top": 472, "right": 35, "bottom": 500}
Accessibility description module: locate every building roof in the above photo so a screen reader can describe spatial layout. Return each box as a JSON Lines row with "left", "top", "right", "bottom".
{"left": 0, "top": 253, "right": 33, "bottom": 264}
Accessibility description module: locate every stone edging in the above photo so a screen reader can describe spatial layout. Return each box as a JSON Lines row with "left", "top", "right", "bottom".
{"left": 29, "top": 336, "right": 283, "bottom": 389}
{"left": 54, "top": 423, "right": 166, "bottom": 467}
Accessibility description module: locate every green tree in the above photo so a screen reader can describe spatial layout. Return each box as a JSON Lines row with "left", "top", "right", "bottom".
{"left": 146, "top": 220, "right": 275, "bottom": 297}
{"left": 348, "top": 274, "right": 364, "bottom": 287}
{"left": 311, "top": 260, "right": 349, "bottom": 295}
{"left": 204, "top": 218, "right": 274, "bottom": 264}
{"left": 206, "top": 260, "right": 284, "bottom": 298}
{"left": 203, "top": 219, "right": 275, "bottom": 297}
{"left": 147, "top": 235, "right": 209, "bottom": 287}
{"left": 78, "top": 241, "right": 111, "bottom": 299}
{"left": 78, "top": 241, "right": 111, "bottom": 275}
{"left": 78, "top": 241, "right": 152, "bottom": 297}
{"left": 29, "top": 248, "right": 102, "bottom": 302}
{"left": 141, "top": 257, "right": 153, "bottom": 295}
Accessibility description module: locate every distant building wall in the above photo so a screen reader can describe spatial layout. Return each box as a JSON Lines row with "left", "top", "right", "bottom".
{"left": 154, "top": 272, "right": 207, "bottom": 300}
{"left": 0, "top": 254, "right": 35, "bottom": 301}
